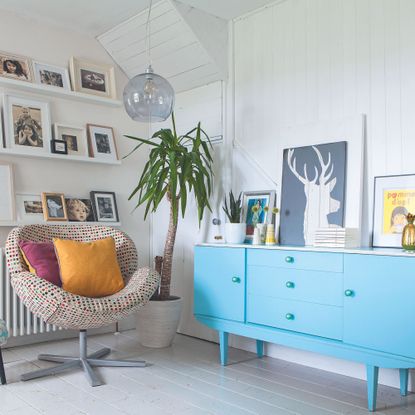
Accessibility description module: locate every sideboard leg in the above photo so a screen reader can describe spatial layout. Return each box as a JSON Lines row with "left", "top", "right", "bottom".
{"left": 399, "top": 369, "right": 409, "bottom": 396}
{"left": 367, "top": 365, "right": 379, "bottom": 412}
{"left": 256, "top": 340, "right": 264, "bottom": 358}
{"left": 219, "top": 331, "right": 228, "bottom": 366}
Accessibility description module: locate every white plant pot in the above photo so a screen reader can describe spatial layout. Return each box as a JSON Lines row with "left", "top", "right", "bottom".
{"left": 225, "top": 223, "right": 246, "bottom": 244}
{"left": 135, "top": 297, "right": 183, "bottom": 348}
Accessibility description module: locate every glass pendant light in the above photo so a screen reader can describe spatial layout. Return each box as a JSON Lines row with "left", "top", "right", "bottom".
{"left": 123, "top": 0, "right": 174, "bottom": 122}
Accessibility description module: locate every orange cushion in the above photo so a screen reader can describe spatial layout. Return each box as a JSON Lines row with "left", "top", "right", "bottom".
{"left": 53, "top": 237, "right": 124, "bottom": 297}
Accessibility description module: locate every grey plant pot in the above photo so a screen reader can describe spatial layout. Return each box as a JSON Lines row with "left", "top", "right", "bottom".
{"left": 135, "top": 297, "right": 183, "bottom": 348}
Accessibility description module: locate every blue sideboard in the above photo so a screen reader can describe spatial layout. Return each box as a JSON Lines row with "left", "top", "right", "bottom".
{"left": 193, "top": 244, "right": 415, "bottom": 412}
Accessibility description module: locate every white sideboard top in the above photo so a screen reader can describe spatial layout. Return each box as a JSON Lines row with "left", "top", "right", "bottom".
{"left": 197, "top": 243, "right": 415, "bottom": 257}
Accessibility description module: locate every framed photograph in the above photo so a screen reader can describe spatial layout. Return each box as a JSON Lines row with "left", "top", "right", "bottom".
{"left": 51, "top": 139, "right": 67, "bottom": 155}
{"left": 373, "top": 174, "right": 415, "bottom": 248}
{"left": 15, "top": 193, "right": 43, "bottom": 223}
{"left": 87, "top": 124, "right": 118, "bottom": 161}
{"left": 242, "top": 190, "right": 276, "bottom": 243}
{"left": 69, "top": 57, "right": 116, "bottom": 99}
{"left": 90, "top": 191, "right": 119, "bottom": 222}
{"left": 33, "top": 61, "right": 71, "bottom": 90}
{"left": 65, "top": 198, "right": 95, "bottom": 222}
{"left": 53, "top": 124, "right": 88, "bottom": 157}
{"left": 41, "top": 192, "right": 68, "bottom": 222}
{"left": 3, "top": 94, "right": 51, "bottom": 154}
{"left": 0, "top": 51, "right": 32, "bottom": 82}
{"left": 0, "top": 162, "right": 15, "bottom": 222}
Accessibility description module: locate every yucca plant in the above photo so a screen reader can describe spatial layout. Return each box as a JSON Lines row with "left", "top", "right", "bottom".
{"left": 125, "top": 113, "right": 214, "bottom": 300}
{"left": 223, "top": 191, "right": 242, "bottom": 223}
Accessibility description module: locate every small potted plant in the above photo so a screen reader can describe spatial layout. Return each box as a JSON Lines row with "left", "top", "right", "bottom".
{"left": 223, "top": 191, "right": 246, "bottom": 244}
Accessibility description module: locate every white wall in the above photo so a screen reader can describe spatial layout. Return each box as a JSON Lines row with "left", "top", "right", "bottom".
{"left": 0, "top": 10, "right": 150, "bottom": 270}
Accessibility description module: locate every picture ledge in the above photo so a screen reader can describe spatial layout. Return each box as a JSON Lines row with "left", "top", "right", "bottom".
{"left": 0, "top": 77, "right": 122, "bottom": 107}
{"left": 0, "top": 148, "right": 121, "bottom": 165}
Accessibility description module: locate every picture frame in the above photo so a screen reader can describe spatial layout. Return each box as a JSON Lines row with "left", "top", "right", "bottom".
{"left": 372, "top": 174, "right": 415, "bottom": 248}
{"left": 87, "top": 124, "right": 118, "bottom": 161}
{"left": 0, "top": 162, "right": 15, "bottom": 222}
{"left": 0, "top": 51, "right": 32, "bottom": 83}
{"left": 51, "top": 139, "right": 68, "bottom": 155}
{"left": 41, "top": 192, "right": 68, "bottom": 222}
{"left": 3, "top": 94, "right": 52, "bottom": 155}
{"left": 69, "top": 57, "right": 116, "bottom": 99}
{"left": 53, "top": 123, "right": 88, "bottom": 157}
{"left": 65, "top": 198, "right": 95, "bottom": 222}
{"left": 15, "top": 193, "right": 43, "bottom": 223}
{"left": 90, "top": 191, "right": 119, "bottom": 223}
{"left": 32, "top": 61, "right": 71, "bottom": 90}
{"left": 242, "top": 190, "right": 276, "bottom": 243}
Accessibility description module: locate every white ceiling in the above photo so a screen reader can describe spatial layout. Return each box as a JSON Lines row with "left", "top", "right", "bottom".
{"left": 0, "top": 0, "right": 277, "bottom": 36}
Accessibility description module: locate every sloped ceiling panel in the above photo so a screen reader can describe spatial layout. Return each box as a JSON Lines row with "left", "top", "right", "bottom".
{"left": 97, "top": 0, "right": 226, "bottom": 93}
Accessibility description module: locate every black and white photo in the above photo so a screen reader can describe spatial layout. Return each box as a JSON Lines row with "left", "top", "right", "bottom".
{"left": 33, "top": 62, "right": 71, "bottom": 90}
{"left": 0, "top": 51, "right": 32, "bottom": 82}
{"left": 41, "top": 192, "right": 68, "bottom": 221}
{"left": 90, "top": 191, "right": 119, "bottom": 222}
{"left": 87, "top": 124, "right": 118, "bottom": 161}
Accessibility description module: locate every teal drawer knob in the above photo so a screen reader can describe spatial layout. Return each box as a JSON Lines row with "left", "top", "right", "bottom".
{"left": 285, "top": 256, "right": 294, "bottom": 263}
{"left": 232, "top": 276, "right": 241, "bottom": 283}
{"left": 286, "top": 281, "right": 295, "bottom": 289}
{"left": 285, "top": 313, "right": 295, "bottom": 320}
{"left": 344, "top": 289, "right": 354, "bottom": 297}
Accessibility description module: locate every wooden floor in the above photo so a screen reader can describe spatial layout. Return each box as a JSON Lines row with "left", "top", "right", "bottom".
{"left": 0, "top": 330, "right": 413, "bottom": 415}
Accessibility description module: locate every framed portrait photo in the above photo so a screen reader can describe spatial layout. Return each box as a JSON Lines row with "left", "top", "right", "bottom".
{"left": 373, "top": 174, "right": 415, "bottom": 248}
{"left": 87, "top": 124, "right": 118, "bottom": 161}
{"left": 3, "top": 94, "right": 51, "bottom": 154}
{"left": 0, "top": 51, "right": 32, "bottom": 82}
{"left": 90, "top": 191, "right": 119, "bottom": 223}
{"left": 15, "top": 193, "right": 43, "bottom": 223}
{"left": 53, "top": 124, "right": 88, "bottom": 157}
{"left": 0, "top": 162, "right": 15, "bottom": 222}
{"left": 41, "top": 192, "right": 68, "bottom": 222}
{"left": 33, "top": 61, "right": 71, "bottom": 90}
{"left": 69, "top": 57, "right": 116, "bottom": 99}
{"left": 242, "top": 190, "right": 276, "bottom": 243}
{"left": 65, "top": 198, "right": 95, "bottom": 222}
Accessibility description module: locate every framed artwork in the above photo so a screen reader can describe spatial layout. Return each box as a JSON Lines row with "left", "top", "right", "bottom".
{"left": 3, "top": 94, "right": 51, "bottom": 154}
{"left": 280, "top": 142, "right": 347, "bottom": 246}
{"left": 33, "top": 61, "right": 71, "bottom": 90}
{"left": 69, "top": 57, "right": 116, "bottom": 99}
{"left": 65, "top": 198, "right": 95, "bottom": 222}
{"left": 15, "top": 193, "right": 43, "bottom": 223}
{"left": 0, "top": 51, "right": 32, "bottom": 82}
{"left": 51, "top": 139, "right": 67, "bottom": 155}
{"left": 0, "top": 162, "right": 15, "bottom": 222}
{"left": 242, "top": 190, "right": 276, "bottom": 244}
{"left": 41, "top": 192, "right": 68, "bottom": 222}
{"left": 372, "top": 174, "right": 415, "bottom": 248}
{"left": 90, "top": 191, "right": 119, "bottom": 222}
{"left": 87, "top": 124, "right": 118, "bottom": 161}
{"left": 53, "top": 124, "right": 88, "bottom": 157}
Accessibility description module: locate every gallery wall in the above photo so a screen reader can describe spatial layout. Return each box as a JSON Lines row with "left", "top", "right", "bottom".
{"left": 0, "top": 10, "right": 150, "bottom": 270}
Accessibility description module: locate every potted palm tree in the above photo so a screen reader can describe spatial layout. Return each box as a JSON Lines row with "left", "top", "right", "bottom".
{"left": 126, "top": 114, "right": 213, "bottom": 347}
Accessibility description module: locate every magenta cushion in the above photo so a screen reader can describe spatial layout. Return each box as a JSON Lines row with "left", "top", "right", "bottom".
{"left": 19, "top": 240, "right": 62, "bottom": 287}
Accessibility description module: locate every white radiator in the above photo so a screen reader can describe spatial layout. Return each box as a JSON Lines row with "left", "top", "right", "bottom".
{"left": 0, "top": 248, "right": 60, "bottom": 343}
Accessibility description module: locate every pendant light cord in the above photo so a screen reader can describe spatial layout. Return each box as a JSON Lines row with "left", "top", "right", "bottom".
{"left": 146, "top": 0, "right": 153, "bottom": 67}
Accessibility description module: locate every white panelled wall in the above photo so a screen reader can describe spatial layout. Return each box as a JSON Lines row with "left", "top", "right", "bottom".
{"left": 170, "top": 0, "right": 415, "bottom": 392}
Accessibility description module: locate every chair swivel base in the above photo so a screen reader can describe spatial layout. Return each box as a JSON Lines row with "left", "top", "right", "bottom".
{"left": 20, "top": 330, "right": 146, "bottom": 387}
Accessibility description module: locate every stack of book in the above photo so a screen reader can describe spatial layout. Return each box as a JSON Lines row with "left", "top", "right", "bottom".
{"left": 313, "top": 228, "right": 360, "bottom": 248}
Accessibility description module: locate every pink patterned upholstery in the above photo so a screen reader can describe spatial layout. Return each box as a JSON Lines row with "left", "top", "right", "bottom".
{"left": 5, "top": 225, "right": 160, "bottom": 330}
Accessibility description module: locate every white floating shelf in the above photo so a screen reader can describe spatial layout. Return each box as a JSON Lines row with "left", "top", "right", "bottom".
{"left": 0, "top": 148, "right": 121, "bottom": 165}
{"left": 0, "top": 221, "right": 121, "bottom": 227}
{"left": 0, "top": 77, "right": 122, "bottom": 107}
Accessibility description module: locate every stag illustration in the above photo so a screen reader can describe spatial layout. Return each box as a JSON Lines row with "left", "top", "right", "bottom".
{"left": 287, "top": 146, "right": 340, "bottom": 245}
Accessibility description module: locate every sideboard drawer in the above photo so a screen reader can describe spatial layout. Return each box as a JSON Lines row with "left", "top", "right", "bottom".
{"left": 247, "top": 266, "right": 343, "bottom": 306}
{"left": 247, "top": 249, "right": 343, "bottom": 273}
{"left": 247, "top": 295, "right": 343, "bottom": 340}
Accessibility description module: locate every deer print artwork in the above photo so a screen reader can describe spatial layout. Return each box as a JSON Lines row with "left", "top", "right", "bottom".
{"left": 280, "top": 142, "right": 346, "bottom": 245}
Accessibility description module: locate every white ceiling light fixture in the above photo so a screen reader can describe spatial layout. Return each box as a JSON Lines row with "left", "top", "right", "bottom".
{"left": 123, "top": 0, "right": 175, "bottom": 122}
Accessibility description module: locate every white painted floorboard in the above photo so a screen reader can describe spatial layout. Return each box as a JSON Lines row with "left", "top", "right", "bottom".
{"left": 0, "top": 331, "right": 413, "bottom": 414}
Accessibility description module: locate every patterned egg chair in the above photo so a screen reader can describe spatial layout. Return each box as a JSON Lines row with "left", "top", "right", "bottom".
{"left": 5, "top": 225, "right": 160, "bottom": 386}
